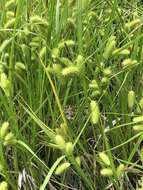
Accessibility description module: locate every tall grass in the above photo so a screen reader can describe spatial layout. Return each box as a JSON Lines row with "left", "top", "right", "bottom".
{"left": 0, "top": 0, "right": 143, "bottom": 189}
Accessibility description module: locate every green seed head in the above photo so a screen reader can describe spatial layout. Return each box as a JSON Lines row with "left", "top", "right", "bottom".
{"left": 91, "top": 90, "right": 101, "bottom": 98}
{"left": 89, "top": 80, "right": 99, "bottom": 89}
{"left": 103, "top": 36, "right": 116, "bottom": 60}
{"left": 101, "top": 77, "right": 109, "bottom": 86}
{"left": 0, "top": 122, "right": 9, "bottom": 139}
{"left": 55, "top": 162, "right": 70, "bottom": 175}
{"left": 58, "top": 40, "right": 75, "bottom": 49}
{"left": 99, "top": 152, "right": 111, "bottom": 166}
{"left": 15, "top": 62, "right": 26, "bottom": 71}
{"left": 6, "top": 11, "right": 15, "bottom": 18}
{"left": 122, "top": 58, "right": 137, "bottom": 67}
{"left": 128, "top": 90, "right": 135, "bottom": 109}
{"left": 76, "top": 55, "right": 84, "bottom": 66}
{"left": 52, "top": 48, "right": 60, "bottom": 59}
{"left": 125, "top": 19, "right": 141, "bottom": 30}
{"left": 75, "top": 156, "right": 81, "bottom": 167}
{"left": 140, "top": 147, "right": 143, "bottom": 163}
{"left": 0, "top": 73, "right": 9, "bottom": 89}
{"left": 60, "top": 57, "right": 72, "bottom": 66}
{"left": 90, "top": 100, "right": 100, "bottom": 124}
{"left": 62, "top": 66, "right": 80, "bottom": 76}
{"left": 4, "top": 18, "right": 15, "bottom": 29}
{"left": 30, "top": 16, "right": 48, "bottom": 26}
{"left": 5, "top": 0, "right": 15, "bottom": 10}
{"left": 119, "top": 49, "right": 130, "bottom": 55}
{"left": 0, "top": 181, "right": 8, "bottom": 190}
{"left": 4, "top": 132, "right": 17, "bottom": 146}
{"left": 0, "top": 39, "right": 12, "bottom": 53}
{"left": 65, "top": 142, "right": 74, "bottom": 155}
{"left": 100, "top": 168, "right": 113, "bottom": 176}
{"left": 133, "top": 125, "right": 143, "bottom": 131}
{"left": 55, "top": 135, "right": 66, "bottom": 149}
{"left": 52, "top": 64, "right": 62, "bottom": 74}
{"left": 116, "top": 164, "right": 125, "bottom": 179}
{"left": 139, "top": 98, "right": 143, "bottom": 110}
{"left": 103, "top": 67, "right": 112, "bottom": 76}
{"left": 39, "top": 47, "right": 46, "bottom": 58}
{"left": 133, "top": 116, "right": 143, "bottom": 123}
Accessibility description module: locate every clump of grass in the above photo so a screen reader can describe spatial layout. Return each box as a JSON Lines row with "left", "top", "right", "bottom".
{"left": 0, "top": 0, "right": 143, "bottom": 189}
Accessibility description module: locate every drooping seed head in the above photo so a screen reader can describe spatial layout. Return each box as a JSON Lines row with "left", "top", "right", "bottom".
{"left": 125, "top": 19, "right": 141, "bottom": 30}
{"left": 65, "top": 142, "right": 74, "bottom": 155}
{"left": 0, "top": 122, "right": 9, "bottom": 139}
{"left": 116, "top": 164, "right": 125, "bottom": 179}
{"left": 133, "top": 125, "right": 143, "bottom": 131}
{"left": 4, "top": 132, "right": 17, "bottom": 146}
{"left": 62, "top": 66, "right": 80, "bottom": 76}
{"left": 100, "top": 168, "right": 113, "bottom": 176}
{"left": 55, "top": 162, "right": 70, "bottom": 175}
{"left": 0, "top": 181, "right": 8, "bottom": 190}
{"left": 133, "top": 116, "right": 143, "bottom": 123}
{"left": 128, "top": 90, "right": 135, "bottom": 109}
{"left": 90, "top": 100, "right": 100, "bottom": 124}
{"left": 99, "top": 152, "right": 111, "bottom": 166}
{"left": 103, "top": 36, "right": 116, "bottom": 60}
{"left": 55, "top": 135, "right": 66, "bottom": 149}
{"left": 75, "top": 156, "right": 81, "bottom": 167}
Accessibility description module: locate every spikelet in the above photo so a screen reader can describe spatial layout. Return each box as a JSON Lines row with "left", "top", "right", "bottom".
{"left": 125, "top": 19, "right": 141, "bottom": 30}
{"left": 3, "top": 132, "right": 17, "bottom": 146}
{"left": 75, "top": 156, "right": 81, "bottom": 167}
{"left": 89, "top": 80, "right": 99, "bottom": 89}
{"left": 5, "top": 0, "right": 15, "bottom": 10}
{"left": 60, "top": 123, "right": 67, "bottom": 136}
{"left": 141, "top": 147, "right": 143, "bottom": 163}
{"left": 76, "top": 55, "right": 84, "bottom": 66}
{"left": 122, "top": 58, "right": 137, "bottom": 67}
{"left": 0, "top": 39, "right": 12, "bottom": 53}
{"left": 52, "top": 48, "right": 60, "bottom": 59}
{"left": 30, "top": 16, "right": 48, "bottom": 26}
{"left": 15, "top": 62, "right": 26, "bottom": 71}
{"left": 103, "top": 36, "right": 116, "bottom": 60}
{"left": 116, "top": 164, "right": 125, "bottom": 179}
{"left": 52, "top": 64, "right": 62, "bottom": 74}
{"left": 0, "top": 73, "right": 10, "bottom": 97}
{"left": 91, "top": 90, "right": 101, "bottom": 98}
{"left": 139, "top": 98, "right": 143, "bottom": 111}
{"left": 62, "top": 66, "right": 80, "bottom": 76}
{"left": 90, "top": 100, "right": 100, "bottom": 124}
{"left": 0, "top": 73, "right": 9, "bottom": 90}
{"left": 128, "top": 90, "right": 135, "bottom": 109}
{"left": 58, "top": 40, "right": 75, "bottom": 49}
{"left": 55, "top": 135, "right": 66, "bottom": 149}
{"left": 39, "top": 47, "right": 46, "bottom": 58}
{"left": 65, "top": 142, "right": 74, "bottom": 155}
{"left": 0, "top": 122, "right": 9, "bottom": 139}
{"left": 0, "top": 181, "right": 8, "bottom": 190}
{"left": 113, "top": 49, "right": 130, "bottom": 56}
{"left": 6, "top": 11, "right": 15, "bottom": 18}
{"left": 4, "top": 18, "right": 15, "bottom": 28}
{"left": 60, "top": 57, "right": 72, "bottom": 66}
{"left": 136, "top": 177, "right": 143, "bottom": 190}
{"left": 103, "top": 67, "right": 112, "bottom": 76}
{"left": 133, "top": 125, "right": 143, "bottom": 131}
{"left": 55, "top": 162, "right": 70, "bottom": 175}
{"left": 100, "top": 168, "right": 113, "bottom": 176}
{"left": 99, "top": 152, "right": 111, "bottom": 166}
{"left": 133, "top": 116, "right": 143, "bottom": 123}
{"left": 101, "top": 77, "right": 109, "bottom": 86}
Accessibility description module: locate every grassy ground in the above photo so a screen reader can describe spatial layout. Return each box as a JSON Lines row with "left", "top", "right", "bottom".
{"left": 0, "top": 0, "right": 143, "bottom": 189}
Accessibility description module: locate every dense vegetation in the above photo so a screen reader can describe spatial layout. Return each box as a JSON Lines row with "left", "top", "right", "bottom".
{"left": 0, "top": 0, "right": 143, "bottom": 189}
